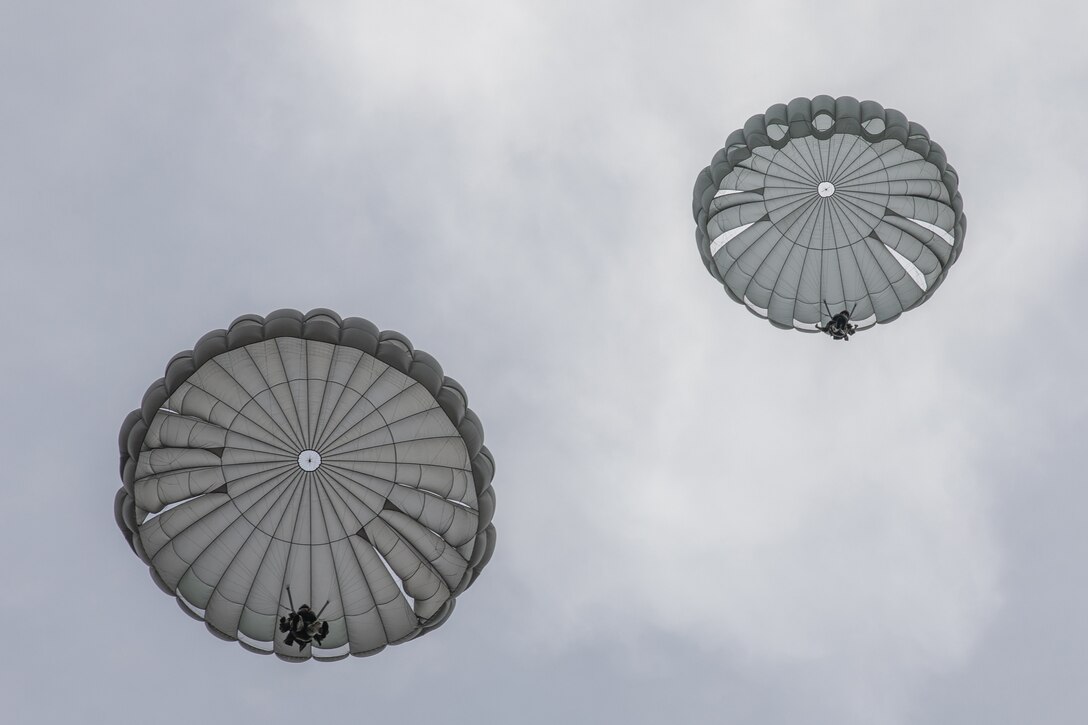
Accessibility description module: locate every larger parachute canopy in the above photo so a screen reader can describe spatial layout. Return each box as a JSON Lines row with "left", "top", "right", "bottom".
{"left": 114, "top": 309, "right": 497, "bottom": 662}
{"left": 693, "top": 96, "right": 966, "bottom": 333}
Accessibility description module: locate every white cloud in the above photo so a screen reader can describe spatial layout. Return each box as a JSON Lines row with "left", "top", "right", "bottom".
{"left": 274, "top": 3, "right": 1070, "bottom": 715}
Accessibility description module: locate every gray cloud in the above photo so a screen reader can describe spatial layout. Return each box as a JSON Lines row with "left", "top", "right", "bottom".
{"left": 3, "top": 1, "right": 1086, "bottom": 724}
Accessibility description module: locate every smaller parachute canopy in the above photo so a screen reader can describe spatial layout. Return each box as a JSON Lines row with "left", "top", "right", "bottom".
{"left": 693, "top": 95, "right": 966, "bottom": 333}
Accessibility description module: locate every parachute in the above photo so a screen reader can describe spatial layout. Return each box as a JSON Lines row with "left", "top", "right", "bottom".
{"left": 114, "top": 309, "right": 497, "bottom": 662}
{"left": 693, "top": 96, "right": 966, "bottom": 334}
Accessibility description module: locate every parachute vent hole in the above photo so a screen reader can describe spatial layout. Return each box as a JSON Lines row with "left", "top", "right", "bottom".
{"left": 297, "top": 450, "right": 322, "bottom": 472}
{"left": 813, "top": 113, "right": 834, "bottom": 132}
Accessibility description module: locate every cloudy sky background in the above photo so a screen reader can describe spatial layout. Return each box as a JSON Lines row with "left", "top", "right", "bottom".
{"left": 3, "top": 2, "right": 1086, "bottom": 723}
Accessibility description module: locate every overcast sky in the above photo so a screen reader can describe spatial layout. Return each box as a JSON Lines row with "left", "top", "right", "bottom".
{"left": 3, "top": 2, "right": 1087, "bottom": 723}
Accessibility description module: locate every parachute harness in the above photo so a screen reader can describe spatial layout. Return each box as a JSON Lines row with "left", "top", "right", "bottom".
{"left": 278, "top": 587, "right": 330, "bottom": 651}
{"left": 816, "top": 301, "right": 858, "bottom": 342}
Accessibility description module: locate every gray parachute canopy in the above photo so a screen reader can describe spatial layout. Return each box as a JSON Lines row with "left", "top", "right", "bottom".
{"left": 693, "top": 96, "right": 966, "bottom": 332}
{"left": 114, "top": 309, "right": 497, "bottom": 662}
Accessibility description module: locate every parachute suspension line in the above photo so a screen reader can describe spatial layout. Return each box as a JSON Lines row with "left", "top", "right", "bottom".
{"left": 283, "top": 586, "right": 329, "bottom": 619}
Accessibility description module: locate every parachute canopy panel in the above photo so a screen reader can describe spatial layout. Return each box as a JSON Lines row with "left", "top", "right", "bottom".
{"left": 693, "top": 96, "right": 966, "bottom": 332}
{"left": 115, "top": 309, "right": 497, "bottom": 662}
